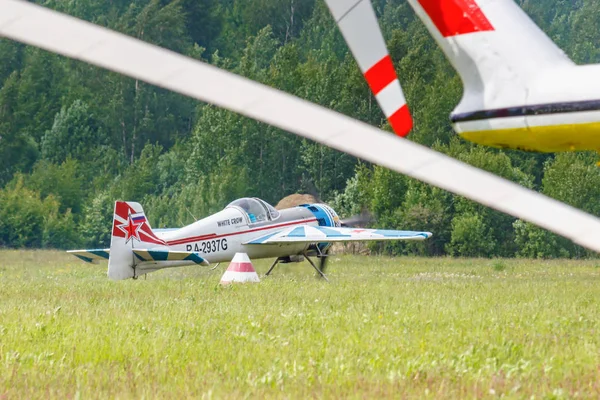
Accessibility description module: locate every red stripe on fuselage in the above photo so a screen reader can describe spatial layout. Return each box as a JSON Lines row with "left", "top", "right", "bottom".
{"left": 364, "top": 55, "right": 396, "bottom": 95}
{"left": 165, "top": 218, "right": 318, "bottom": 246}
{"left": 139, "top": 228, "right": 166, "bottom": 245}
{"left": 418, "top": 0, "right": 494, "bottom": 38}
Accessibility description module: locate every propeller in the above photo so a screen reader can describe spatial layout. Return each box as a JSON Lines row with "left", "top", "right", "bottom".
{"left": 340, "top": 212, "right": 373, "bottom": 228}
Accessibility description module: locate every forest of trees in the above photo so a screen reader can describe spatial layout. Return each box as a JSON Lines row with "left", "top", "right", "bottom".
{"left": 0, "top": 0, "right": 599, "bottom": 257}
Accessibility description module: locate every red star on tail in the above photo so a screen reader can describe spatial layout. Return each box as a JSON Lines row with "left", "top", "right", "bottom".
{"left": 117, "top": 215, "right": 143, "bottom": 243}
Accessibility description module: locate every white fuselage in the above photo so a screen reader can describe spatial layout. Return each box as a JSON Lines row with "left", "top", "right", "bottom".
{"left": 151, "top": 206, "right": 319, "bottom": 264}
{"left": 451, "top": 64, "right": 600, "bottom": 152}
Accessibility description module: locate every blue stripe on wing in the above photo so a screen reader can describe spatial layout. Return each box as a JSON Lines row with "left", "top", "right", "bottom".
{"left": 132, "top": 249, "right": 208, "bottom": 265}
{"left": 88, "top": 249, "right": 109, "bottom": 259}
{"left": 67, "top": 249, "right": 111, "bottom": 263}
{"left": 183, "top": 253, "right": 206, "bottom": 264}
{"left": 148, "top": 250, "right": 169, "bottom": 261}
{"left": 246, "top": 231, "right": 279, "bottom": 244}
{"left": 316, "top": 227, "right": 351, "bottom": 237}
{"left": 288, "top": 226, "right": 306, "bottom": 237}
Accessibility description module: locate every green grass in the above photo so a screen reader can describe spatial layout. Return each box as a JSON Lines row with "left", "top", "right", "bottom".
{"left": 1, "top": 250, "right": 600, "bottom": 398}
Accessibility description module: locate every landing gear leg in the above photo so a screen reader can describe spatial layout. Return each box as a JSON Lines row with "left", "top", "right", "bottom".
{"left": 265, "top": 257, "right": 280, "bottom": 276}
{"left": 304, "top": 252, "right": 329, "bottom": 282}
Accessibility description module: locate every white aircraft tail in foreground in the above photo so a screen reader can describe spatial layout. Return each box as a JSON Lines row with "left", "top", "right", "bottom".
{"left": 328, "top": 0, "right": 600, "bottom": 152}
{"left": 406, "top": 0, "right": 600, "bottom": 152}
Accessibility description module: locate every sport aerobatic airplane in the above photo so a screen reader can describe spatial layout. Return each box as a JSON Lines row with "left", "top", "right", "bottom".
{"left": 68, "top": 199, "right": 431, "bottom": 280}
{"left": 3, "top": 0, "right": 600, "bottom": 254}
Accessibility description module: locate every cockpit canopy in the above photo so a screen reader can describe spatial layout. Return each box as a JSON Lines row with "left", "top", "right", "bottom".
{"left": 226, "top": 197, "right": 280, "bottom": 223}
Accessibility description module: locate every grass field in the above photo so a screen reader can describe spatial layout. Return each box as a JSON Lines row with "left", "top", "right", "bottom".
{"left": 1, "top": 250, "right": 600, "bottom": 398}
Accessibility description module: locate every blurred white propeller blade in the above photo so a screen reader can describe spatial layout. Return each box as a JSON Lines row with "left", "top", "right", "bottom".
{"left": 324, "top": 0, "right": 412, "bottom": 136}
{"left": 1, "top": 0, "right": 600, "bottom": 252}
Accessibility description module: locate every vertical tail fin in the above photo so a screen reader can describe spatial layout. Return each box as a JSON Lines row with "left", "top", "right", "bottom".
{"left": 108, "top": 201, "right": 165, "bottom": 280}
{"left": 407, "top": 0, "right": 574, "bottom": 113}
{"left": 325, "top": 0, "right": 413, "bottom": 136}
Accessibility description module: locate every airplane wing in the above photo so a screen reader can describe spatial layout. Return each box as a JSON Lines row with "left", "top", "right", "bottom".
{"left": 67, "top": 248, "right": 209, "bottom": 266}
{"left": 132, "top": 249, "right": 209, "bottom": 266}
{"left": 245, "top": 226, "right": 432, "bottom": 244}
{"left": 67, "top": 249, "right": 110, "bottom": 264}
{"left": 3, "top": 1, "right": 600, "bottom": 253}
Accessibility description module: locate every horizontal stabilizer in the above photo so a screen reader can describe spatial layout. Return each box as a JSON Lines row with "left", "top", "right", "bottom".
{"left": 67, "top": 249, "right": 110, "bottom": 264}
{"left": 132, "top": 249, "right": 209, "bottom": 266}
{"left": 245, "top": 226, "right": 432, "bottom": 244}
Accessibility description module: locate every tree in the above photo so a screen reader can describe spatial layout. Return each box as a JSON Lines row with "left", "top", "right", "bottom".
{"left": 41, "top": 100, "right": 106, "bottom": 165}
{"left": 542, "top": 152, "right": 600, "bottom": 216}
{"left": 446, "top": 213, "right": 496, "bottom": 257}
{"left": 0, "top": 40, "right": 23, "bottom": 85}
{"left": 568, "top": 0, "right": 600, "bottom": 63}
{"left": 513, "top": 220, "right": 570, "bottom": 258}
{"left": 26, "top": 159, "right": 84, "bottom": 215}
{"left": 112, "top": 143, "right": 163, "bottom": 201}
{"left": 0, "top": 71, "right": 38, "bottom": 185}
{"left": 400, "top": 180, "right": 453, "bottom": 256}
{"left": 439, "top": 140, "right": 534, "bottom": 257}
{"left": 0, "top": 177, "right": 77, "bottom": 248}
{"left": 520, "top": 152, "right": 600, "bottom": 258}
{"left": 78, "top": 191, "right": 114, "bottom": 248}
{"left": 14, "top": 47, "right": 65, "bottom": 142}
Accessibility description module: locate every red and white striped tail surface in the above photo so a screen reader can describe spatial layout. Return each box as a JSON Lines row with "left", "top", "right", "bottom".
{"left": 220, "top": 253, "right": 260, "bottom": 284}
{"left": 325, "top": 0, "right": 413, "bottom": 137}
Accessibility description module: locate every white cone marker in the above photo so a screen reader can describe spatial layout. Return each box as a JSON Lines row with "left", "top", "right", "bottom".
{"left": 220, "top": 253, "right": 260, "bottom": 284}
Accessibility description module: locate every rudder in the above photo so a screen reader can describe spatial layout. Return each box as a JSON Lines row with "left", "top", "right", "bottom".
{"left": 108, "top": 201, "right": 166, "bottom": 280}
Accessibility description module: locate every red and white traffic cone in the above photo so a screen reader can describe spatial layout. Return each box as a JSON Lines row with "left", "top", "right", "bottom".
{"left": 220, "top": 253, "right": 260, "bottom": 284}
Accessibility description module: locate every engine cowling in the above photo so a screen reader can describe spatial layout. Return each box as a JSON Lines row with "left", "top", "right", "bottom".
{"left": 299, "top": 203, "right": 341, "bottom": 255}
{"left": 299, "top": 204, "right": 341, "bottom": 228}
